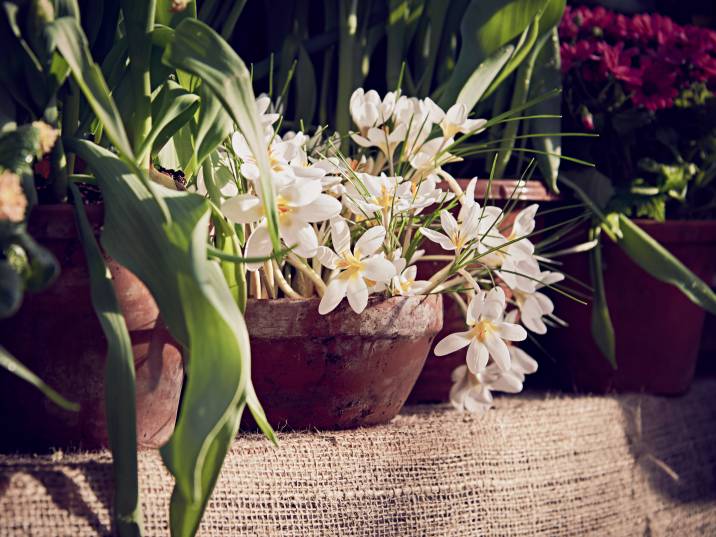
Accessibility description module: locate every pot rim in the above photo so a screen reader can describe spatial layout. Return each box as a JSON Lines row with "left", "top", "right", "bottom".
{"left": 244, "top": 293, "right": 443, "bottom": 338}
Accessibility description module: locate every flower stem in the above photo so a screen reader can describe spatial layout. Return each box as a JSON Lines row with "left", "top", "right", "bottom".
{"left": 273, "top": 260, "right": 303, "bottom": 299}
{"left": 287, "top": 253, "right": 326, "bottom": 296}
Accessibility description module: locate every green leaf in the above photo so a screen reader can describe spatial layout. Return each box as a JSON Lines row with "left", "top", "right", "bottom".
{"left": 162, "top": 18, "right": 281, "bottom": 253}
{"left": 191, "top": 84, "right": 232, "bottom": 171}
{"left": 140, "top": 80, "right": 200, "bottom": 163}
{"left": 0, "top": 344, "right": 79, "bottom": 412}
{"left": 53, "top": 16, "right": 134, "bottom": 160}
{"left": 15, "top": 229, "right": 60, "bottom": 292}
{"left": 616, "top": 214, "right": 716, "bottom": 315}
{"left": 65, "top": 137, "right": 267, "bottom": 536}
{"left": 69, "top": 183, "right": 143, "bottom": 537}
{"left": 439, "top": 0, "right": 551, "bottom": 106}
{"left": 589, "top": 229, "right": 616, "bottom": 367}
{"left": 294, "top": 44, "right": 317, "bottom": 127}
{"left": 456, "top": 43, "right": 514, "bottom": 114}
{"left": 0, "top": 261, "right": 23, "bottom": 319}
{"left": 528, "top": 27, "right": 562, "bottom": 192}
{"left": 0, "top": 125, "right": 40, "bottom": 171}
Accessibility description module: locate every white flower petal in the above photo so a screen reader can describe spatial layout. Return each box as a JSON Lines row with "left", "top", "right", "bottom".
{"left": 244, "top": 224, "right": 272, "bottom": 271}
{"left": 439, "top": 209, "right": 458, "bottom": 237}
{"left": 355, "top": 226, "right": 386, "bottom": 257}
{"left": 221, "top": 194, "right": 263, "bottom": 224}
{"left": 330, "top": 217, "right": 351, "bottom": 254}
{"left": 489, "top": 371, "right": 523, "bottom": 393}
{"left": 346, "top": 276, "right": 369, "bottom": 314}
{"left": 484, "top": 332, "right": 511, "bottom": 371}
{"left": 466, "top": 339, "right": 489, "bottom": 373}
{"left": 295, "top": 194, "right": 342, "bottom": 223}
{"left": 316, "top": 246, "right": 340, "bottom": 269}
{"left": 362, "top": 255, "right": 396, "bottom": 283}
{"left": 433, "top": 331, "right": 472, "bottom": 356}
{"left": 280, "top": 178, "right": 322, "bottom": 207}
{"left": 509, "top": 346, "right": 538, "bottom": 375}
{"left": 319, "top": 278, "right": 349, "bottom": 315}
{"left": 419, "top": 228, "right": 455, "bottom": 251}
{"left": 281, "top": 221, "right": 318, "bottom": 258}
{"left": 494, "top": 321, "right": 527, "bottom": 341}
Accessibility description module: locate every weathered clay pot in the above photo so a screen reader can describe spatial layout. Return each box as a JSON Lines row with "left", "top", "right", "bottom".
{"left": 549, "top": 219, "right": 716, "bottom": 395}
{"left": 243, "top": 294, "right": 443, "bottom": 430}
{"left": 0, "top": 205, "right": 184, "bottom": 452}
{"left": 408, "top": 179, "right": 560, "bottom": 403}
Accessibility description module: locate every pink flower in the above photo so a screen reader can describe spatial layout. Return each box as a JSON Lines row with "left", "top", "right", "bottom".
{"left": 628, "top": 57, "right": 679, "bottom": 111}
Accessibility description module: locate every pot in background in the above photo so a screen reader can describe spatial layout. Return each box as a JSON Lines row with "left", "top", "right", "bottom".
{"left": 0, "top": 205, "right": 184, "bottom": 452}
{"left": 243, "top": 294, "right": 443, "bottom": 430}
{"left": 408, "top": 179, "right": 560, "bottom": 403}
{"left": 550, "top": 219, "right": 716, "bottom": 394}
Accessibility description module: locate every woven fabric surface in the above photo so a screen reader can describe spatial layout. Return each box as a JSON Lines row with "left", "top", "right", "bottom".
{"left": 1, "top": 380, "right": 715, "bottom": 536}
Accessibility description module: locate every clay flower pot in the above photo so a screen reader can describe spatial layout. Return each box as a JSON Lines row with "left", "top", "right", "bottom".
{"left": 408, "top": 179, "right": 560, "bottom": 403}
{"left": 549, "top": 219, "right": 716, "bottom": 395}
{"left": 243, "top": 294, "right": 443, "bottom": 430}
{"left": 0, "top": 205, "right": 183, "bottom": 451}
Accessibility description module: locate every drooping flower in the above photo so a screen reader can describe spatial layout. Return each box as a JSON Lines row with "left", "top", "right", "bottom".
{"left": 449, "top": 347, "right": 537, "bottom": 414}
{"left": 509, "top": 270, "right": 564, "bottom": 334}
{"left": 0, "top": 171, "right": 27, "bottom": 223}
{"left": 439, "top": 103, "right": 487, "bottom": 139}
{"left": 433, "top": 287, "right": 527, "bottom": 372}
{"left": 222, "top": 177, "right": 341, "bottom": 265}
{"left": 316, "top": 218, "right": 396, "bottom": 314}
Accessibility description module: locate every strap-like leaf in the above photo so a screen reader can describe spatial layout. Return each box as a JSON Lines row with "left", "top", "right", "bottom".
{"left": 65, "top": 138, "right": 267, "bottom": 535}
{"left": 589, "top": 228, "right": 616, "bottom": 367}
{"left": 0, "top": 344, "right": 79, "bottom": 412}
{"left": 70, "top": 183, "right": 143, "bottom": 537}
{"left": 53, "top": 17, "right": 133, "bottom": 160}
{"left": 162, "top": 18, "right": 282, "bottom": 253}
{"left": 616, "top": 214, "right": 716, "bottom": 315}
{"left": 456, "top": 44, "right": 514, "bottom": 114}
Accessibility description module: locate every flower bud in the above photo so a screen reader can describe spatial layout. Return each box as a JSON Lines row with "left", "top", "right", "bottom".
{"left": 32, "top": 121, "right": 59, "bottom": 156}
{"left": 0, "top": 171, "right": 28, "bottom": 223}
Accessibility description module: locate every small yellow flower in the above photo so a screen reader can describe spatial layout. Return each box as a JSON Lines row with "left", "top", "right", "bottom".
{"left": 32, "top": 121, "right": 59, "bottom": 156}
{"left": 0, "top": 171, "right": 28, "bottom": 223}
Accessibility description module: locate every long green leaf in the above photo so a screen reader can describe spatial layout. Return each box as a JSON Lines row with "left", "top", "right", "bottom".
{"left": 53, "top": 17, "right": 133, "bottom": 160}
{"left": 65, "top": 138, "right": 266, "bottom": 537}
{"left": 0, "top": 344, "right": 79, "bottom": 412}
{"left": 141, "top": 80, "right": 200, "bottom": 163}
{"left": 616, "top": 214, "right": 716, "bottom": 315}
{"left": 162, "top": 19, "right": 282, "bottom": 253}
{"left": 589, "top": 229, "right": 616, "bottom": 367}
{"left": 70, "top": 183, "right": 142, "bottom": 537}
{"left": 439, "top": 0, "right": 550, "bottom": 107}
{"left": 528, "top": 27, "right": 562, "bottom": 192}
{"left": 456, "top": 44, "right": 514, "bottom": 113}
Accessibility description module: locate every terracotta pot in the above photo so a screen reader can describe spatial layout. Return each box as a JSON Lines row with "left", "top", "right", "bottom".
{"left": 408, "top": 179, "right": 560, "bottom": 403}
{"left": 549, "top": 219, "right": 716, "bottom": 394}
{"left": 243, "top": 294, "right": 443, "bottom": 430}
{"left": 0, "top": 205, "right": 183, "bottom": 452}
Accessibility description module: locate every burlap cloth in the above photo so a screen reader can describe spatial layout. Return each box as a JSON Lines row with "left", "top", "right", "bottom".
{"left": 1, "top": 380, "right": 715, "bottom": 536}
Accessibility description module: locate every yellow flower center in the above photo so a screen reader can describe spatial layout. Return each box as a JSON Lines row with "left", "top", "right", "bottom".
{"left": 376, "top": 184, "right": 393, "bottom": 211}
{"left": 337, "top": 250, "right": 365, "bottom": 280}
{"left": 400, "top": 277, "right": 414, "bottom": 293}
{"left": 470, "top": 319, "right": 495, "bottom": 343}
{"left": 275, "top": 195, "right": 294, "bottom": 223}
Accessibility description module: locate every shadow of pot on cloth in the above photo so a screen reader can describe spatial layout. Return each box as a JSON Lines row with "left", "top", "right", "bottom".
{"left": 0, "top": 205, "right": 183, "bottom": 452}
{"left": 407, "top": 179, "right": 561, "bottom": 403}
{"left": 548, "top": 219, "right": 716, "bottom": 395}
{"left": 242, "top": 294, "right": 443, "bottom": 430}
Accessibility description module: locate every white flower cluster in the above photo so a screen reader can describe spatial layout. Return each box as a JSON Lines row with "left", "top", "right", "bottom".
{"left": 205, "top": 89, "right": 565, "bottom": 415}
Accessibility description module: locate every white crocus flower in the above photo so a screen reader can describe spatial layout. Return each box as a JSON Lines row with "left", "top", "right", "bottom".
{"left": 255, "top": 94, "right": 281, "bottom": 132}
{"left": 222, "top": 178, "right": 341, "bottom": 267}
{"left": 409, "top": 136, "right": 460, "bottom": 173}
{"left": 343, "top": 173, "right": 405, "bottom": 217}
{"left": 316, "top": 218, "right": 396, "bottom": 314}
{"left": 391, "top": 264, "right": 429, "bottom": 296}
{"left": 439, "top": 103, "right": 487, "bottom": 139}
{"left": 449, "top": 347, "right": 537, "bottom": 414}
{"left": 349, "top": 88, "right": 382, "bottom": 134}
{"left": 404, "top": 174, "right": 454, "bottom": 213}
{"left": 231, "top": 131, "right": 298, "bottom": 188}
{"left": 351, "top": 124, "right": 407, "bottom": 160}
{"left": 433, "top": 287, "right": 527, "bottom": 372}
{"left": 512, "top": 271, "right": 564, "bottom": 334}
{"left": 418, "top": 205, "right": 485, "bottom": 253}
